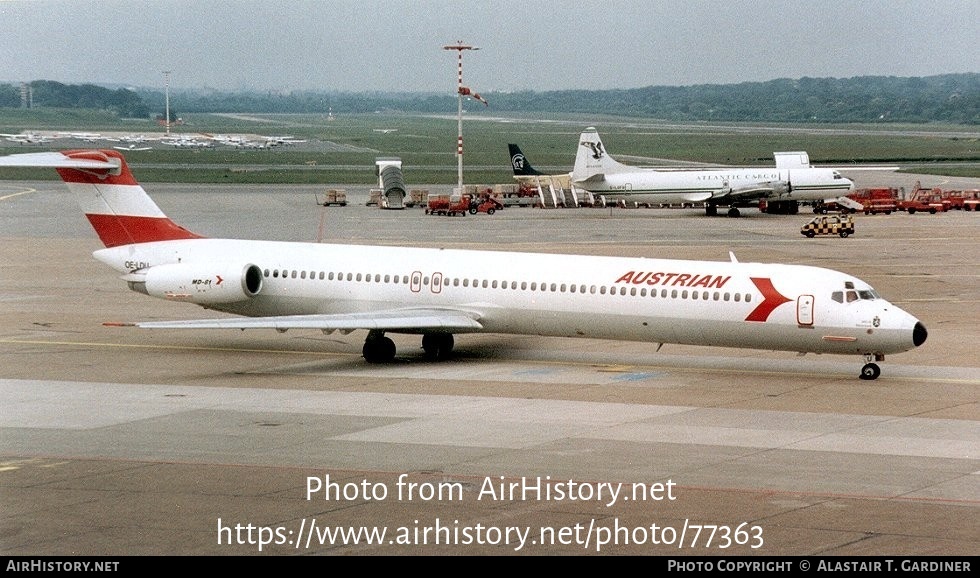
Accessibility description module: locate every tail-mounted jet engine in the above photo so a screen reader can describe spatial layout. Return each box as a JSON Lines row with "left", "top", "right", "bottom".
{"left": 129, "top": 263, "right": 263, "bottom": 304}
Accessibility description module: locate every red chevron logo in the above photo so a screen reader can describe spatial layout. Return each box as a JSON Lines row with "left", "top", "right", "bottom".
{"left": 745, "top": 277, "right": 791, "bottom": 322}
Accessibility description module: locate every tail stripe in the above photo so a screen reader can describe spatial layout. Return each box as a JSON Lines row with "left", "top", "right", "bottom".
{"left": 61, "top": 182, "right": 167, "bottom": 218}
{"left": 53, "top": 150, "right": 202, "bottom": 247}
{"left": 83, "top": 214, "right": 201, "bottom": 248}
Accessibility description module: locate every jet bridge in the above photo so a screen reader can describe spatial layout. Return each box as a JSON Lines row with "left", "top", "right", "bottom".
{"left": 376, "top": 157, "right": 406, "bottom": 209}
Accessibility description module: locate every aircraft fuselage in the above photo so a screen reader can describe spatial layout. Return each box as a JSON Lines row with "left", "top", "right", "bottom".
{"left": 95, "top": 238, "right": 924, "bottom": 357}
{"left": 584, "top": 167, "right": 853, "bottom": 204}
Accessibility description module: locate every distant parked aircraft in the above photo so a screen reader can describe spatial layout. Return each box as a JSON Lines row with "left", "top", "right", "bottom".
{"left": 571, "top": 127, "right": 856, "bottom": 216}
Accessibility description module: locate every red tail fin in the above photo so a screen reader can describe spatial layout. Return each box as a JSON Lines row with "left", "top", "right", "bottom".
{"left": 55, "top": 150, "right": 203, "bottom": 247}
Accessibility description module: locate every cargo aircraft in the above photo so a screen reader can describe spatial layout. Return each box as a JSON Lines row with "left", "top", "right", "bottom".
{"left": 571, "top": 127, "right": 856, "bottom": 216}
{"left": 0, "top": 149, "right": 927, "bottom": 380}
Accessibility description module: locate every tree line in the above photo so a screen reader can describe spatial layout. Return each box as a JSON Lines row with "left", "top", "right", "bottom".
{"left": 0, "top": 80, "right": 149, "bottom": 118}
{"left": 2, "top": 74, "right": 976, "bottom": 124}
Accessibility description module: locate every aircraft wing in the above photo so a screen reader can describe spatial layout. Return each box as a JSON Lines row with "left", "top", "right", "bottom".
{"left": 834, "top": 166, "right": 901, "bottom": 172}
{"left": 127, "top": 307, "right": 485, "bottom": 333}
{"left": 710, "top": 182, "right": 790, "bottom": 203}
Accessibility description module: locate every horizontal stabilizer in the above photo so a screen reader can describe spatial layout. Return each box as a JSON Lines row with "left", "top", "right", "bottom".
{"left": 0, "top": 151, "right": 120, "bottom": 171}
{"left": 570, "top": 173, "right": 606, "bottom": 185}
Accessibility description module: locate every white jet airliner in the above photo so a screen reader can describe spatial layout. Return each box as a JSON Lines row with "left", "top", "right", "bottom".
{"left": 0, "top": 149, "right": 927, "bottom": 380}
{"left": 572, "top": 127, "right": 856, "bottom": 217}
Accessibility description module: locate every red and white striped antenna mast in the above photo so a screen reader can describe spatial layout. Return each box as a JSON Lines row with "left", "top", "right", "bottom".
{"left": 443, "top": 41, "right": 481, "bottom": 193}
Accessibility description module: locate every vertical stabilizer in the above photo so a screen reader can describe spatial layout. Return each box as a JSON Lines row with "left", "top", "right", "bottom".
{"left": 572, "top": 127, "right": 629, "bottom": 182}
{"left": 53, "top": 150, "right": 203, "bottom": 247}
{"left": 508, "top": 144, "right": 544, "bottom": 176}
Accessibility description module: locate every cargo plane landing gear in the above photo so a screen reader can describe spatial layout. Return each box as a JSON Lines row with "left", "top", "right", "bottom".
{"left": 860, "top": 353, "right": 884, "bottom": 380}
{"left": 361, "top": 330, "right": 456, "bottom": 363}
{"left": 704, "top": 204, "right": 742, "bottom": 217}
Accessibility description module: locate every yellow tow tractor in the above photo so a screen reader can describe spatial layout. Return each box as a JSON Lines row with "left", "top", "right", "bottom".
{"left": 801, "top": 214, "right": 855, "bottom": 238}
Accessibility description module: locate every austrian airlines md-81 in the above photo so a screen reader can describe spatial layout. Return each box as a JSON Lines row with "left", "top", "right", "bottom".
{"left": 572, "top": 127, "right": 856, "bottom": 217}
{"left": 0, "top": 150, "right": 926, "bottom": 380}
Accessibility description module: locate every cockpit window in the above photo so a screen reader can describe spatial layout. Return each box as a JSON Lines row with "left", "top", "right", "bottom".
{"left": 833, "top": 285, "right": 880, "bottom": 304}
{"left": 833, "top": 171, "right": 843, "bottom": 179}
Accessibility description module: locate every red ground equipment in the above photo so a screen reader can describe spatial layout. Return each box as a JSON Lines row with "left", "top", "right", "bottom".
{"left": 425, "top": 194, "right": 471, "bottom": 216}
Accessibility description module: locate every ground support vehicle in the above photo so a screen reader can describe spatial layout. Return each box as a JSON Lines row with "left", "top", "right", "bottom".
{"left": 863, "top": 199, "right": 896, "bottom": 215}
{"left": 425, "top": 194, "right": 470, "bottom": 216}
{"left": 897, "top": 199, "right": 946, "bottom": 214}
{"left": 468, "top": 195, "right": 503, "bottom": 215}
{"left": 812, "top": 200, "right": 860, "bottom": 214}
{"left": 316, "top": 189, "right": 347, "bottom": 207}
{"left": 801, "top": 215, "right": 855, "bottom": 238}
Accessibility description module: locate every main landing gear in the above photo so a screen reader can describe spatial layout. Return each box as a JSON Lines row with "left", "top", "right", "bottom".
{"left": 361, "top": 330, "right": 455, "bottom": 363}
{"left": 859, "top": 353, "right": 884, "bottom": 380}
{"left": 704, "top": 204, "right": 741, "bottom": 217}
{"left": 362, "top": 330, "right": 396, "bottom": 363}
{"left": 421, "top": 333, "right": 454, "bottom": 361}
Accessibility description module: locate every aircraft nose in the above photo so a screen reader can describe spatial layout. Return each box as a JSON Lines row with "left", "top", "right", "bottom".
{"left": 913, "top": 321, "right": 928, "bottom": 347}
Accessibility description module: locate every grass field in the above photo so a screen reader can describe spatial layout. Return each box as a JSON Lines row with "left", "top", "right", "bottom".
{"left": 1, "top": 109, "right": 977, "bottom": 183}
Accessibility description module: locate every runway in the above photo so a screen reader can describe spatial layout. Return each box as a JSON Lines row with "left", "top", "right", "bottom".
{"left": 0, "top": 173, "right": 977, "bottom": 555}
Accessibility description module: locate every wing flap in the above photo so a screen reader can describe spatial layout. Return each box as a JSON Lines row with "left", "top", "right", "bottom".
{"left": 132, "top": 307, "right": 484, "bottom": 333}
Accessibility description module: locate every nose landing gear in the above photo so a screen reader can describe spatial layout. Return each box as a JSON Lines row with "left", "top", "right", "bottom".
{"left": 859, "top": 353, "right": 884, "bottom": 380}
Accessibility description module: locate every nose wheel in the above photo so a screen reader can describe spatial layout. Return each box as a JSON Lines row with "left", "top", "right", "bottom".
{"left": 859, "top": 354, "right": 883, "bottom": 380}
{"left": 860, "top": 363, "right": 881, "bottom": 380}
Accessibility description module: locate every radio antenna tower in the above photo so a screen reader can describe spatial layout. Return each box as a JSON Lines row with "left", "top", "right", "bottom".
{"left": 442, "top": 41, "right": 482, "bottom": 193}
{"left": 162, "top": 70, "right": 172, "bottom": 136}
